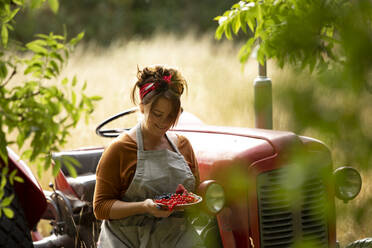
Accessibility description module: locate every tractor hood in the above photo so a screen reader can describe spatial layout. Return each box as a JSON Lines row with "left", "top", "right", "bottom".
{"left": 172, "top": 124, "right": 303, "bottom": 181}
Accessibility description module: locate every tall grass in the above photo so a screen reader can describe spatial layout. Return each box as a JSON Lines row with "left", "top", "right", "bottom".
{"left": 18, "top": 32, "right": 369, "bottom": 244}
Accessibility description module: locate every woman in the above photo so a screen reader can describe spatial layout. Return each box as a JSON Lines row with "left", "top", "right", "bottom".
{"left": 93, "top": 65, "right": 204, "bottom": 247}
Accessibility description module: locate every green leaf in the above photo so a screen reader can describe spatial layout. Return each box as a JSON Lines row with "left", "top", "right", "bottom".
{"left": 52, "top": 159, "right": 61, "bottom": 177}
{"left": 31, "top": 0, "right": 43, "bottom": 9}
{"left": 49, "top": 60, "right": 60, "bottom": 75}
{"left": 215, "top": 25, "right": 225, "bottom": 40}
{"left": 14, "top": 176, "right": 24, "bottom": 183}
{"left": 2, "top": 167, "right": 9, "bottom": 177}
{"left": 12, "top": 0, "right": 24, "bottom": 5}
{"left": 0, "top": 176, "right": 6, "bottom": 190}
{"left": 257, "top": 2, "right": 263, "bottom": 23}
{"left": 238, "top": 37, "right": 256, "bottom": 63}
{"left": 72, "top": 76, "right": 77, "bottom": 86}
{"left": 9, "top": 169, "right": 18, "bottom": 185}
{"left": 69, "top": 32, "right": 85, "bottom": 46}
{"left": 61, "top": 77, "right": 68, "bottom": 85}
{"left": 90, "top": 95, "right": 102, "bottom": 101}
{"left": 82, "top": 81, "right": 87, "bottom": 90}
{"left": 63, "top": 155, "right": 81, "bottom": 167}
{"left": 50, "top": 52, "right": 64, "bottom": 64}
{"left": 225, "top": 25, "right": 233, "bottom": 40}
{"left": 3, "top": 207, "right": 14, "bottom": 218}
{"left": 232, "top": 3, "right": 240, "bottom": 9}
{"left": 63, "top": 159, "right": 77, "bottom": 178}
{"left": 247, "top": 16, "right": 256, "bottom": 32}
{"left": 83, "top": 95, "right": 94, "bottom": 112}
{"left": 43, "top": 155, "right": 51, "bottom": 171}
{"left": 3, "top": 8, "right": 20, "bottom": 23}
{"left": 51, "top": 34, "right": 65, "bottom": 40}
{"left": 0, "top": 130, "right": 8, "bottom": 165}
{"left": 45, "top": 67, "right": 55, "bottom": 78}
{"left": 0, "top": 189, "right": 4, "bottom": 200}
{"left": 29, "top": 39, "right": 48, "bottom": 47}
{"left": 26, "top": 41, "right": 48, "bottom": 55}
{"left": 85, "top": 112, "right": 90, "bottom": 124}
{"left": 1, "top": 195, "right": 14, "bottom": 207}
{"left": 1, "top": 24, "right": 9, "bottom": 47}
{"left": 62, "top": 99, "right": 73, "bottom": 114}
{"left": 37, "top": 162, "right": 43, "bottom": 179}
{"left": 0, "top": 62, "right": 8, "bottom": 80}
{"left": 48, "top": 0, "right": 59, "bottom": 14}
{"left": 22, "top": 150, "right": 33, "bottom": 160}
{"left": 35, "top": 34, "right": 49, "bottom": 40}
{"left": 240, "top": 12, "right": 247, "bottom": 33}
{"left": 16, "top": 132, "right": 25, "bottom": 149}
{"left": 71, "top": 90, "right": 76, "bottom": 105}
{"left": 233, "top": 16, "right": 241, "bottom": 34}
{"left": 257, "top": 45, "right": 266, "bottom": 65}
{"left": 24, "top": 63, "right": 42, "bottom": 75}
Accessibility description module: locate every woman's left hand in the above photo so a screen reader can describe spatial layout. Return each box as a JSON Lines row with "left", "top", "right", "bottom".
{"left": 143, "top": 199, "right": 173, "bottom": 218}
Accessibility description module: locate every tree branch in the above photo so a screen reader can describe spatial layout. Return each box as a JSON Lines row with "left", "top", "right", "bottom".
{"left": 5, "top": 91, "right": 41, "bottom": 101}
{"left": 0, "top": 68, "right": 17, "bottom": 88}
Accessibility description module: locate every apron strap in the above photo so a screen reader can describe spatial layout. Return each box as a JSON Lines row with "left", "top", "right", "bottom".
{"left": 136, "top": 123, "right": 144, "bottom": 152}
{"left": 165, "top": 133, "right": 181, "bottom": 154}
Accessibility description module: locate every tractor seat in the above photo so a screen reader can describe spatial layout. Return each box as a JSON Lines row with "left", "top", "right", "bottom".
{"left": 52, "top": 149, "right": 104, "bottom": 202}
{"left": 52, "top": 149, "right": 104, "bottom": 176}
{"left": 66, "top": 174, "right": 97, "bottom": 202}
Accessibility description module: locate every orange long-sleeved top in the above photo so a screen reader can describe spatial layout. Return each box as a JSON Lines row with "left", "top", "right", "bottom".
{"left": 93, "top": 133, "right": 200, "bottom": 220}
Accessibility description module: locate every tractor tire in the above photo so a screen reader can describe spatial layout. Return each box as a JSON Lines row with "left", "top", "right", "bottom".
{"left": 0, "top": 180, "right": 33, "bottom": 248}
{"left": 345, "top": 238, "right": 372, "bottom": 248}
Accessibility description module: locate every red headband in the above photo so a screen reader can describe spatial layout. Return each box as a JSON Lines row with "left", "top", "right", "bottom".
{"left": 139, "top": 75, "right": 172, "bottom": 100}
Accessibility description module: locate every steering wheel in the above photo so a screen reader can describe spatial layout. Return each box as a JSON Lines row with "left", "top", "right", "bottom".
{"left": 95, "top": 107, "right": 138, "bottom": 138}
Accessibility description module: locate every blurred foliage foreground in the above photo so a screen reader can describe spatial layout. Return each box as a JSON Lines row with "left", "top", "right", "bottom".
{"left": 0, "top": 0, "right": 101, "bottom": 218}
{"left": 215, "top": 0, "right": 372, "bottom": 179}
{"left": 215, "top": 0, "right": 372, "bottom": 244}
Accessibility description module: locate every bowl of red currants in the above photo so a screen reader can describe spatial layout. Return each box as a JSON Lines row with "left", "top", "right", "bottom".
{"left": 154, "top": 184, "right": 202, "bottom": 211}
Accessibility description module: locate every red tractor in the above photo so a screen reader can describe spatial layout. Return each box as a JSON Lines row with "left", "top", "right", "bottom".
{"left": 0, "top": 108, "right": 363, "bottom": 248}
{"left": 0, "top": 65, "right": 366, "bottom": 247}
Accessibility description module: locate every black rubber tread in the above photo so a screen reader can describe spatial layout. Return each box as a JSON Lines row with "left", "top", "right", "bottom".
{"left": 0, "top": 179, "right": 33, "bottom": 248}
{"left": 345, "top": 238, "right": 372, "bottom": 248}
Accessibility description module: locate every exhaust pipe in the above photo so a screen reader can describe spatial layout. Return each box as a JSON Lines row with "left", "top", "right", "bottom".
{"left": 254, "top": 60, "right": 273, "bottom": 129}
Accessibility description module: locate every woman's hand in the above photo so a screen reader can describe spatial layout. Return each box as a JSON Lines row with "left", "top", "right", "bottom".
{"left": 143, "top": 199, "right": 173, "bottom": 218}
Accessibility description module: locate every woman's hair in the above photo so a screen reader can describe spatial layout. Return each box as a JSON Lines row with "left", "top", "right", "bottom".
{"left": 131, "top": 65, "right": 187, "bottom": 126}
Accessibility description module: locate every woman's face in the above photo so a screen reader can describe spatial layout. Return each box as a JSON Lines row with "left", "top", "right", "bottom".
{"left": 141, "top": 97, "right": 176, "bottom": 136}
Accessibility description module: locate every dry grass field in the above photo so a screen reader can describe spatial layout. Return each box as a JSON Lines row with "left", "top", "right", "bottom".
{"left": 12, "top": 32, "right": 371, "bottom": 245}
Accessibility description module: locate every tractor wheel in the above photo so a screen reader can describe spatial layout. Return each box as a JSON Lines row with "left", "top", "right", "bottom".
{"left": 0, "top": 180, "right": 33, "bottom": 248}
{"left": 345, "top": 238, "right": 372, "bottom": 248}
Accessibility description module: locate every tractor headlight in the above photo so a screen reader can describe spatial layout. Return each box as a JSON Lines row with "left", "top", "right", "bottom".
{"left": 334, "top": 166, "right": 362, "bottom": 202}
{"left": 198, "top": 180, "right": 226, "bottom": 214}
{"left": 205, "top": 183, "right": 225, "bottom": 214}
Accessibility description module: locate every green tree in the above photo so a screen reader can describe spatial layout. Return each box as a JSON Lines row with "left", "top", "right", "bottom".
{"left": 0, "top": 0, "right": 101, "bottom": 218}
{"left": 215, "top": 0, "right": 372, "bottom": 244}
{"left": 215, "top": 0, "right": 372, "bottom": 170}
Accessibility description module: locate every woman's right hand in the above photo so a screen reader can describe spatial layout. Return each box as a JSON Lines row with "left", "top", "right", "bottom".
{"left": 143, "top": 199, "right": 173, "bottom": 218}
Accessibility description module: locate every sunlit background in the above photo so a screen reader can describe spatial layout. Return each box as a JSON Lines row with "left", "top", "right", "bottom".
{"left": 9, "top": 1, "right": 372, "bottom": 246}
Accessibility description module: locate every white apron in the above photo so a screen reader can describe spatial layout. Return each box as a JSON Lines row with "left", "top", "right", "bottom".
{"left": 97, "top": 123, "right": 205, "bottom": 248}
